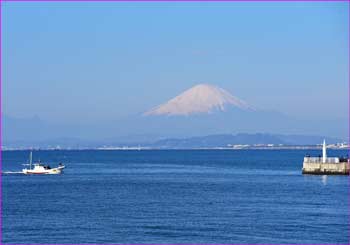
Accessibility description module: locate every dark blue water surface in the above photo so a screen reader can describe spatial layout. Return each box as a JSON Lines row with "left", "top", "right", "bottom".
{"left": 2, "top": 149, "right": 349, "bottom": 244}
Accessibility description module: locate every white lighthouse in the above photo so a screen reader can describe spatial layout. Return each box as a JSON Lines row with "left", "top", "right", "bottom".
{"left": 322, "top": 139, "right": 327, "bottom": 163}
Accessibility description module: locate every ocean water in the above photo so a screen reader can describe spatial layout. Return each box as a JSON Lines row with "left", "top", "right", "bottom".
{"left": 2, "top": 149, "right": 349, "bottom": 244}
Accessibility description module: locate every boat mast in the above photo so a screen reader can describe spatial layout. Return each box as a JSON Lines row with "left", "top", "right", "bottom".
{"left": 29, "top": 151, "right": 33, "bottom": 170}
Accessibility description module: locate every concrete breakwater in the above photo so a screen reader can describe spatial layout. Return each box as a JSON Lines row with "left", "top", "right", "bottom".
{"left": 302, "top": 140, "right": 349, "bottom": 175}
{"left": 302, "top": 161, "right": 349, "bottom": 175}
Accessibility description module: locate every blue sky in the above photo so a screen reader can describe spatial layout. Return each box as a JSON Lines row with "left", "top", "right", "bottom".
{"left": 2, "top": 2, "right": 349, "bottom": 125}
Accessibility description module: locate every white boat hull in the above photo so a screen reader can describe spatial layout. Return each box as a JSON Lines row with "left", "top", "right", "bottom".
{"left": 22, "top": 166, "right": 65, "bottom": 175}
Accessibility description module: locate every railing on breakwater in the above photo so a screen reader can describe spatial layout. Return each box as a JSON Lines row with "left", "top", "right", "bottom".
{"left": 303, "top": 157, "right": 349, "bottom": 164}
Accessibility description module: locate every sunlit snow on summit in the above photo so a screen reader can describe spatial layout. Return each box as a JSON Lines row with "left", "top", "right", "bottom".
{"left": 144, "top": 84, "right": 255, "bottom": 116}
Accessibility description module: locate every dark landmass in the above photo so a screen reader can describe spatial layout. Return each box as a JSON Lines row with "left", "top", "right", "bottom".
{"left": 2, "top": 133, "right": 346, "bottom": 150}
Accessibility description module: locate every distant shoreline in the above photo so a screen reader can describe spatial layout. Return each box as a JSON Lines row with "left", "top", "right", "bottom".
{"left": 1, "top": 145, "right": 349, "bottom": 151}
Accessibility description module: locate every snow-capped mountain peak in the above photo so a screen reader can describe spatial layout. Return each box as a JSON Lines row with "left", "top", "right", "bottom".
{"left": 144, "top": 84, "right": 254, "bottom": 116}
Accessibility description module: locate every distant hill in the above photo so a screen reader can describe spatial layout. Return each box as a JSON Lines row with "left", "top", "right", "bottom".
{"left": 2, "top": 132, "right": 345, "bottom": 149}
{"left": 149, "top": 133, "right": 344, "bottom": 149}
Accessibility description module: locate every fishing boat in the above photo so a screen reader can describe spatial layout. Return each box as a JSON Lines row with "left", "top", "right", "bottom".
{"left": 22, "top": 152, "right": 65, "bottom": 175}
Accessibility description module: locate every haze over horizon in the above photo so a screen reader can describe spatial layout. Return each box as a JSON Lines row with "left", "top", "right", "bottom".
{"left": 2, "top": 2, "right": 349, "bottom": 142}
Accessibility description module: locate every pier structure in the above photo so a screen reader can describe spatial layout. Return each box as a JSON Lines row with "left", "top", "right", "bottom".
{"left": 302, "top": 140, "right": 349, "bottom": 175}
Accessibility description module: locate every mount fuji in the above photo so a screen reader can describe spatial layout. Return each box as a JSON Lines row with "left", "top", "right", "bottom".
{"left": 144, "top": 84, "right": 255, "bottom": 116}
{"left": 109, "top": 83, "right": 296, "bottom": 140}
{"left": 3, "top": 84, "right": 346, "bottom": 147}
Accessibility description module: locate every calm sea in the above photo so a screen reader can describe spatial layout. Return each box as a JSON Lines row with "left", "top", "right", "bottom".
{"left": 2, "top": 149, "right": 349, "bottom": 244}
